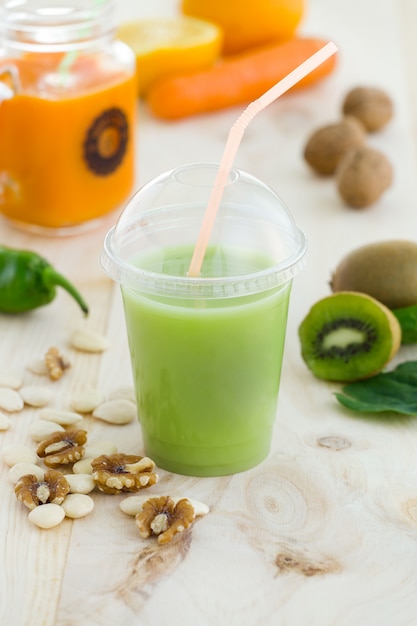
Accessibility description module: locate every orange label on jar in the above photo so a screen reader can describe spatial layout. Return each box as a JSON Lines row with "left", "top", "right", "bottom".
{"left": 0, "top": 56, "right": 137, "bottom": 230}
{"left": 83, "top": 107, "right": 129, "bottom": 176}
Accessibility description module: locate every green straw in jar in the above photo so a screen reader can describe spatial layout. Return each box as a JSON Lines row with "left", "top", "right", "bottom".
{"left": 57, "top": 0, "right": 106, "bottom": 87}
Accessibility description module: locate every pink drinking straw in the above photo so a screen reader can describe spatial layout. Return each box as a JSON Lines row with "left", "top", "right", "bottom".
{"left": 188, "top": 40, "right": 338, "bottom": 278}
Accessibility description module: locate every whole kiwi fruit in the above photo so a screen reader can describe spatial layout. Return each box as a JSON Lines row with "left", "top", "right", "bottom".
{"left": 342, "top": 86, "right": 393, "bottom": 133}
{"left": 299, "top": 291, "right": 401, "bottom": 382}
{"left": 303, "top": 116, "right": 366, "bottom": 176}
{"left": 336, "top": 146, "right": 393, "bottom": 209}
{"left": 331, "top": 240, "right": 417, "bottom": 308}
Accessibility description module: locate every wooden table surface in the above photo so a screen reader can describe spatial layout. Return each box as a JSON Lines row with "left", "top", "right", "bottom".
{"left": 2, "top": 1, "right": 417, "bottom": 624}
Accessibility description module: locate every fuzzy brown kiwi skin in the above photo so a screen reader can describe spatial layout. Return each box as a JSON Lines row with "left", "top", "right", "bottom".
{"left": 333, "top": 291, "right": 402, "bottom": 378}
{"left": 330, "top": 240, "right": 417, "bottom": 309}
{"left": 342, "top": 86, "right": 394, "bottom": 132}
{"left": 303, "top": 117, "right": 366, "bottom": 176}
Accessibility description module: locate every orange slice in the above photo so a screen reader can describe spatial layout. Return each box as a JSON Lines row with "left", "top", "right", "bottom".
{"left": 117, "top": 17, "right": 223, "bottom": 96}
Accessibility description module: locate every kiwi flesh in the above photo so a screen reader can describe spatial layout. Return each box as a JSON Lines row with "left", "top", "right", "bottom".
{"left": 331, "top": 240, "right": 417, "bottom": 309}
{"left": 299, "top": 291, "right": 401, "bottom": 382}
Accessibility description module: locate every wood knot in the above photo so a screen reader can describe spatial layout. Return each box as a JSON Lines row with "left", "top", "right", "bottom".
{"left": 403, "top": 498, "right": 417, "bottom": 522}
{"left": 275, "top": 549, "right": 341, "bottom": 577}
{"left": 317, "top": 435, "right": 352, "bottom": 450}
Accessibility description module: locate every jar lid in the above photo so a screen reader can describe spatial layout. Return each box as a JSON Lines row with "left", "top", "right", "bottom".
{"left": 0, "top": 0, "right": 115, "bottom": 52}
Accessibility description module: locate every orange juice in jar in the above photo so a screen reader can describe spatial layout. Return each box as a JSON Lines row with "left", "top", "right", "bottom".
{"left": 0, "top": 0, "right": 137, "bottom": 234}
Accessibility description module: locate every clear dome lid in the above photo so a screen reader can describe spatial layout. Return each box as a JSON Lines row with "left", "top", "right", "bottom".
{"left": 102, "top": 163, "right": 307, "bottom": 300}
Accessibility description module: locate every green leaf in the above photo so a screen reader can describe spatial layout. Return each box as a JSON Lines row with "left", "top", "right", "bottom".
{"left": 334, "top": 360, "right": 417, "bottom": 415}
{"left": 392, "top": 305, "right": 417, "bottom": 344}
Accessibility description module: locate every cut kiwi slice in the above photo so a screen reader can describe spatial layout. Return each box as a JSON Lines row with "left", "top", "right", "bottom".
{"left": 298, "top": 291, "right": 401, "bottom": 382}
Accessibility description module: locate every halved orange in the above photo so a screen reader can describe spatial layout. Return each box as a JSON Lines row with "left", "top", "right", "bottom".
{"left": 181, "top": 0, "right": 305, "bottom": 55}
{"left": 117, "top": 17, "right": 223, "bottom": 96}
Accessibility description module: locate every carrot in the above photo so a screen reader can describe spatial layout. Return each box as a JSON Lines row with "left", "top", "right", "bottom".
{"left": 147, "top": 36, "right": 338, "bottom": 120}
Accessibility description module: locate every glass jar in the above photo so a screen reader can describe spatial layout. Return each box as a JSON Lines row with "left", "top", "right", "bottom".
{"left": 0, "top": 0, "right": 137, "bottom": 234}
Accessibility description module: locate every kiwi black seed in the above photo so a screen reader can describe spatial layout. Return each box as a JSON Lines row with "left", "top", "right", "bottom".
{"left": 298, "top": 291, "right": 401, "bottom": 382}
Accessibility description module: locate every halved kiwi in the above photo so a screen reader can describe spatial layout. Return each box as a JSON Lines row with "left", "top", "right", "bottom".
{"left": 298, "top": 291, "right": 401, "bottom": 382}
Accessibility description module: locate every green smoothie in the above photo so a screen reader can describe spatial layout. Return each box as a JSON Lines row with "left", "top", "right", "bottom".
{"left": 121, "top": 245, "right": 291, "bottom": 476}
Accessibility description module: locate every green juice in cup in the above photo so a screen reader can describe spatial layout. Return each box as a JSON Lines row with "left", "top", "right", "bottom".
{"left": 101, "top": 163, "right": 306, "bottom": 476}
{"left": 122, "top": 244, "right": 291, "bottom": 476}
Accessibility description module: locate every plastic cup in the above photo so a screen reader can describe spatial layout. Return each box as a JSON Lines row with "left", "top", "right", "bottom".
{"left": 101, "top": 163, "right": 307, "bottom": 476}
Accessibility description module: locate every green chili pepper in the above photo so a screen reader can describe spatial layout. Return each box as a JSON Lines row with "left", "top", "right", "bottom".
{"left": 0, "top": 245, "right": 88, "bottom": 314}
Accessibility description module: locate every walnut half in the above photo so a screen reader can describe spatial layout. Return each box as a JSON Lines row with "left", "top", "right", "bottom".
{"left": 36, "top": 430, "right": 87, "bottom": 467}
{"left": 135, "top": 496, "right": 196, "bottom": 545}
{"left": 15, "top": 469, "right": 70, "bottom": 510}
{"left": 91, "top": 453, "right": 158, "bottom": 494}
{"left": 45, "top": 347, "right": 70, "bottom": 381}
